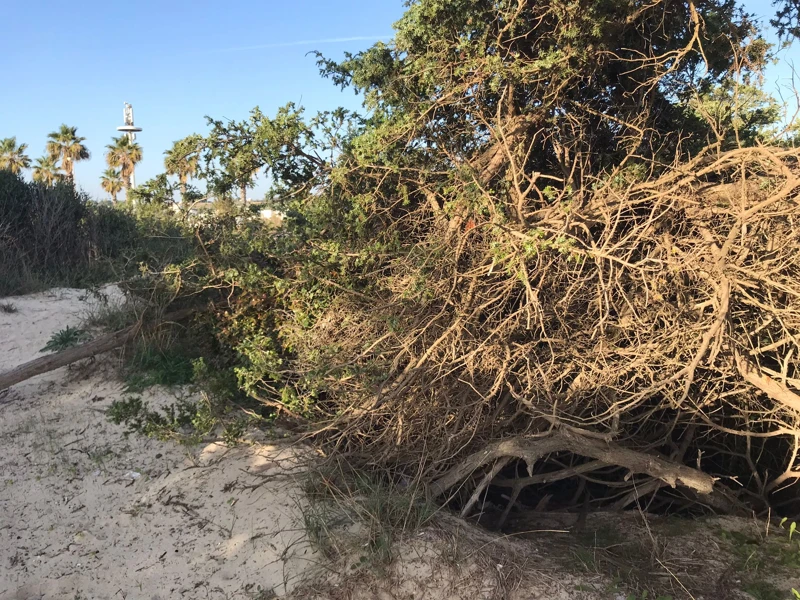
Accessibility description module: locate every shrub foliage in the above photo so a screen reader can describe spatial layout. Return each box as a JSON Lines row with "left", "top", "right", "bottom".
{"left": 167, "top": 0, "right": 800, "bottom": 518}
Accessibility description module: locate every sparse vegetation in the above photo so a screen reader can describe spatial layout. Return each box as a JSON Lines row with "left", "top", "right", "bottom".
{"left": 0, "top": 168, "right": 177, "bottom": 296}
{"left": 107, "top": 395, "right": 207, "bottom": 442}
{"left": 300, "top": 461, "right": 436, "bottom": 568}
{"left": 121, "top": 342, "right": 196, "bottom": 393}
{"left": 81, "top": 298, "right": 139, "bottom": 332}
{"left": 0, "top": 302, "right": 16, "bottom": 314}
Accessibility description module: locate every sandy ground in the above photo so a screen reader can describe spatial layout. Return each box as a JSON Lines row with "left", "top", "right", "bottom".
{"left": 0, "top": 288, "right": 315, "bottom": 599}
{"left": 5, "top": 288, "right": 789, "bottom": 600}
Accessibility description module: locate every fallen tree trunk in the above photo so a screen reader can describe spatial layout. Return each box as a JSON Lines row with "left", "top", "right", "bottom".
{"left": 428, "top": 428, "right": 745, "bottom": 513}
{"left": 0, "top": 308, "right": 194, "bottom": 392}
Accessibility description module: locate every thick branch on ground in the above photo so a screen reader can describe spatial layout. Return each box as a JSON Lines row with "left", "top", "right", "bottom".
{"left": 429, "top": 429, "right": 716, "bottom": 499}
{"left": 0, "top": 308, "right": 195, "bottom": 392}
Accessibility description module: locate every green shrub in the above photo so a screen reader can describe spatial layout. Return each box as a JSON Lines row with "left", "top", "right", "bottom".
{"left": 0, "top": 171, "right": 141, "bottom": 295}
{"left": 0, "top": 169, "right": 195, "bottom": 297}
{"left": 40, "top": 326, "right": 91, "bottom": 353}
{"left": 122, "top": 342, "right": 196, "bottom": 393}
{"left": 107, "top": 396, "right": 205, "bottom": 441}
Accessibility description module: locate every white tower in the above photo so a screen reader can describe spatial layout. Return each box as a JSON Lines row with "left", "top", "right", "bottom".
{"left": 116, "top": 102, "right": 142, "bottom": 188}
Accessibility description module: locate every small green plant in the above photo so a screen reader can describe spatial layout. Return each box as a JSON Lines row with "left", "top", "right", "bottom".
{"left": 40, "top": 326, "right": 90, "bottom": 353}
{"left": 122, "top": 343, "right": 195, "bottom": 392}
{"left": 0, "top": 302, "right": 17, "bottom": 314}
{"left": 779, "top": 517, "right": 798, "bottom": 540}
{"left": 718, "top": 521, "right": 800, "bottom": 599}
{"left": 107, "top": 396, "right": 212, "bottom": 442}
{"left": 221, "top": 418, "right": 248, "bottom": 446}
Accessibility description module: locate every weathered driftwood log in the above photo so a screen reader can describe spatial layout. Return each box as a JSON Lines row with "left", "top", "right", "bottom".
{"left": 0, "top": 308, "right": 194, "bottom": 392}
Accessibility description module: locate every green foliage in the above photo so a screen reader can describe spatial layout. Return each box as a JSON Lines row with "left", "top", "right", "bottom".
{"left": 40, "top": 326, "right": 90, "bottom": 353}
{"left": 127, "top": 173, "right": 178, "bottom": 206}
{"left": 773, "top": 0, "right": 800, "bottom": 39}
{"left": 689, "top": 79, "right": 781, "bottom": 149}
{"left": 202, "top": 103, "right": 321, "bottom": 203}
{"left": 106, "top": 396, "right": 209, "bottom": 442}
{"left": 122, "top": 342, "right": 196, "bottom": 393}
{"left": 108, "top": 355, "right": 258, "bottom": 445}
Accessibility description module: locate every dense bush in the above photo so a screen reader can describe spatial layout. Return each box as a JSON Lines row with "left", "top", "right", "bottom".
{"left": 149, "top": 0, "right": 800, "bottom": 522}
{"left": 0, "top": 170, "right": 191, "bottom": 296}
{"left": 8, "top": 0, "right": 800, "bottom": 525}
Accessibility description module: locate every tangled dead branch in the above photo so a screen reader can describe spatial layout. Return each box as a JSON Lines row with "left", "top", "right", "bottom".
{"left": 196, "top": 1, "right": 800, "bottom": 519}
{"left": 284, "top": 145, "right": 800, "bottom": 516}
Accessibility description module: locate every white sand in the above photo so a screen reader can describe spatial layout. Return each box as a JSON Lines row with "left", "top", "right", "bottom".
{"left": 0, "top": 288, "right": 314, "bottom": 599}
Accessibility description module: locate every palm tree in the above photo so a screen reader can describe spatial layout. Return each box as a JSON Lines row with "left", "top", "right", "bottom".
{"left": 0, "top": 137, "right": 32, "bottom": 174}
{"left": 32, "top": 156, "right": 62, "bottom": 186}
{"left": 164, "top": 135, "right": 202, "bottom": 201}
{"left": 46, "top": 125, "right": 90, "bottom": 182}
{"left": 100, "top": 168, "right": 124, "bottom": 202}
{"left": 105, "top": 136, "right": 142, "bottom": 190}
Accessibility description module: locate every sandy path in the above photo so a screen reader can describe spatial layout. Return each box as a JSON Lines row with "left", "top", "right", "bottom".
{"left": 0, "top": 289, "right": 314, "bottom": 600}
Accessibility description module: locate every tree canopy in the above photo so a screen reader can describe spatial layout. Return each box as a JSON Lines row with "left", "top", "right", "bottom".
{"left": 0, "top": 137, "right": 31, "bottom": 174}
{"left": 46, "top": 125, "right": 89, "bottom": 182}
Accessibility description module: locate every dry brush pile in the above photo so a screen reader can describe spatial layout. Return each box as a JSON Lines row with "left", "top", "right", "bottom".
{"left": 281, "top": 144, "right": 800, "bottom": 519}
{"left": 168, "top": 0, "right": 800, "bottom": 520}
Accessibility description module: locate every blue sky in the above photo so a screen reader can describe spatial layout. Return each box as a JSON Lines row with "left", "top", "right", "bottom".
{"left": 1, "top": 0, "right": 404, "bottom": 197}
{"left": 0, "top": 0, "right": 797, "bottom": 199}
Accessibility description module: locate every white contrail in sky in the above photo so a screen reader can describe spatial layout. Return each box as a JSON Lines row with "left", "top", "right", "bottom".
{"left": 205, "top": 35, "right": 391, "bottom": 55}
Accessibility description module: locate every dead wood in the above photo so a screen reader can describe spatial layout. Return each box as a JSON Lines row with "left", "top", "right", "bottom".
{"left": 281, "top": 142, "right": 800, "bottom": 514}
{"left": 0, "top": 307, "right": 195, "bottom": 391}
{"left": 430, "top": 429, "right": 716, "bottom": 499}
{"left": 735, "top": 350, "right": 800, "bottom": 414}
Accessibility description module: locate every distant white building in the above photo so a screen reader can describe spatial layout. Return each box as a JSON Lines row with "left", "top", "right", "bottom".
{"left": 259, "top": 208, "right": 280, "bottom": 220}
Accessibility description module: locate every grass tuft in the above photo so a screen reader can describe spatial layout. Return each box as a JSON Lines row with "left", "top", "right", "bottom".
{"left": 122, "top": 342, "right": 195, "bottom": 393}
{"left": 299, "top": 461, "right": 436, "bottom": 569}
{"left": 82, "top": 299, "right": 140, "bottom": 332}
{"left": 40, "top": 326, "right": 90, "bottom": 353}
